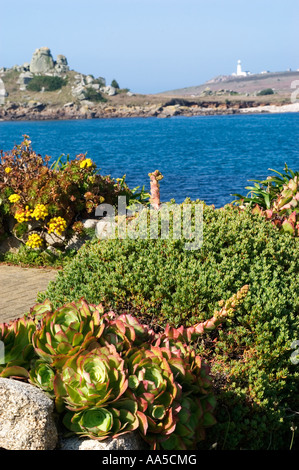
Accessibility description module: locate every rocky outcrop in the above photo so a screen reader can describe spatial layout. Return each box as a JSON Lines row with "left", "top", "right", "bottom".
{"left": 29, "top": 47, "right": 69, "bottom": 75}
{"left": 0, "top": 98, "right": 295, "bottom": 122}
{"left": 100, "top": 85, "right": 117, "bottom": 96}
{"left": 0, "top": 378, "right": 58, "bottom": 450}
{"left": 55, "top": 54, "right": 69, "bottom": 73}
{"left": 17, "top": 71, "right": 34, "bottom": 90}
{"left": 30, "top": 47, "right": 55, "bottom": 74}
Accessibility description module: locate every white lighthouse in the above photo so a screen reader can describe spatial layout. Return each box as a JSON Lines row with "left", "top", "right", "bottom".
{"left": 232, "top": 60, "right": 248, "bottom": 77}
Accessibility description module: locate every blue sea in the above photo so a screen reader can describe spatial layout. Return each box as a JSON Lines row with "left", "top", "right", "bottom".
{"left": 0, "top": 113, "right": 298, "bottom": 208}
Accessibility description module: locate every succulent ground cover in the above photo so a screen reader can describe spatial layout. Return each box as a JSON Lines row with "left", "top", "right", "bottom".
{"left": 0, "top": 293, "right": 247, "bottom": 449}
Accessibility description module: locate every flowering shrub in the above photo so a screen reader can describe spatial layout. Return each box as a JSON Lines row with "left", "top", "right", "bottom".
{"left": 48, "top": 217, "right": 67, "bottom": 236}
{"left": 32, "top": 204, "right": 49, "bottom": 221}
{"left": 26, "top": 233, "right": 44, "bottom": 249}
{"left": 0, "top": 290, "right": 250, "bottom": 449}
{"left": 0, "top": 136, "right": 140, "bottom": 251}
{"left": 8, "top": 194, "right": 21, "bottom": 204}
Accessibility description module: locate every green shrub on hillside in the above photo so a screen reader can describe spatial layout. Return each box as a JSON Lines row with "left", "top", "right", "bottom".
{"left": 257, "top": 88, "right": 274, "bottom": 96}
{"left": 39, "top": 202, "right": 299, "bottom": 449}
{"left": 83, "top": 87, "right": 107, "bottom": 102}
{"left": 111, "top": 79, "right": 120, "bottom": 89}
{"left": 27, "top": 75, "right": 67, "bottom": 92}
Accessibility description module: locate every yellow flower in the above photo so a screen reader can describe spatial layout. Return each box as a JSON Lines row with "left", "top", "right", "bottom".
{"left": 48, "top": 216, "right": 67, "bottom": 236}
{"left": 32, "top": 204, "right": 49, "bottom": 221}
{"left": 80, "top": 158, "right": 93, "bottom": 169}
{"left": 8, "top": 194, "right": 21, "bottom": 203}
{"left": 88, "top": 175, "right": 96, "bottom": 184}
{"left": 5, "top": 167, "right": 12, "bottom": 174}
{"left": 26, "top": 233, "right": 43, "bottom": 249}
{"left": 15, "top": 206, "right": 32, "bottom": 223}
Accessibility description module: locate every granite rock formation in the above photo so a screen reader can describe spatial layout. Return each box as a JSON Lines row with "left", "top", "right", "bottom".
{"left": 30, "top": 47, "right": 55, "bottom": 73}
{"left": 55, "top": 54, "right": 69, "bottom": 73}
{"left": 29, "top": 47, "right": 69, "bottom": 74}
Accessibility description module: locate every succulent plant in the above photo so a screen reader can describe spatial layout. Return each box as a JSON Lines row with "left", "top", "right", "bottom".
{"left": 236, "top": 170, "right": 299, "bottom": 237}
{"left": 54, "top": 345, "right": 128, "bottom": 412}
{"left": 0, "top": 289, "right": 227, "bottom": 449}
{"left": 270, "top": 176, "right": 299, "bottom": 235}
{"left": 32, "top": 298, "right": 107, "bottom": 367}
{"left": 162, "top": 394, "right": 216, "bottom": 450}
{"left": 124, "top": 345, "right": 181, "bottom": 443}
{"left": 62, "top": 399, "right": 139, "bottom": 440}
{"left": 29, "top": 359, "right": 56, "bottom": 398}
{"left": 0, "top": 316, "right": 37, "bottom": 378}
{"left": 26, "top": 298, "right": 53, "bottom": 323}
{"left": 98, "top": 312, "right": 156, "bottom": 353}
{"left": 273, "top": 176, "right": 299, "bottom": 211}
{"left": 138, "top": 289, "right": 250, "bottom": 449}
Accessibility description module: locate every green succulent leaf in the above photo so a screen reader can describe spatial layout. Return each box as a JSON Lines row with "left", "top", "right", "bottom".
{"left": 0, "top": 365, "right": 29, "bottom": 379}
{"left": 29, "top": 360, "right": 56, "bottom": 397}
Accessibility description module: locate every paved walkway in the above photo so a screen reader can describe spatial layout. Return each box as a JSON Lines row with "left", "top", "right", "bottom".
{"left": 0, "top": 264, "right": 58, "bottom": 323}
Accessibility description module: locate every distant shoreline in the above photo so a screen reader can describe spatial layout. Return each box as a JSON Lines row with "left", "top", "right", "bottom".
{"left": 0, "top": 101, "right": 298, "bottom": 122}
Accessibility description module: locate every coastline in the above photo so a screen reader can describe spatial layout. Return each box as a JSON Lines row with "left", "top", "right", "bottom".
{"left": 1, "top": 100, "right": 298, "bottom": 122}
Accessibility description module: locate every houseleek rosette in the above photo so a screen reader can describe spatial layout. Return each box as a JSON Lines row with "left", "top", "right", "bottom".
{"left": 161, "top": 338, "right": 215, "bottom": 397}
{"left": 62, "top": 399, "right": 139, "bottom": 440}
{"left": 0, "top": 316, "right": 37, "bottom": 378}
{"left": 27, "top": 298, "right": 53, "bottom": 323}
{"left": 124, "top": 345, "right": 180, "bottom": 444}
{"left": 32, "top": 299, "right": 106, "bottom": 367}
{"left": 29, "top": 359, "right": 56, "bottom": 398}
{"left": 54, "top": 345, "right": 128, "bottom": 411}
{"left": 153, "top": 327, "right": 217, "bottom": 449}
{"left": 156, "top": 395, "right": 216, "bottom": 450}
{"left": 98, "top": 312, "right": 156, "bottom": 353}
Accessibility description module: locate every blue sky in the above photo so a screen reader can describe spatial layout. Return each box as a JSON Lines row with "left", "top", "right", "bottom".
{"left": 1, "top": 0, "right": 298, "bottom": 94}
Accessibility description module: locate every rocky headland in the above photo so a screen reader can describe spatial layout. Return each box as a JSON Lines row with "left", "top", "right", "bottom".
{"left": 0, "top": 47, "right": 298, "bottom": 121}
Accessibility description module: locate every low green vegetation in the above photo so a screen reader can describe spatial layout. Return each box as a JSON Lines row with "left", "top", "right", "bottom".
{"left": 0, "top": 244, "right": 74, "bottom": 268}
{"left": 27, "top": 75, "right": 67, "bottom": 92}
{"left": 83, "top": 87, "right": 107, "bottom": 102}
{"left": 257, "top": 88, "right": 274, "bottom": 96}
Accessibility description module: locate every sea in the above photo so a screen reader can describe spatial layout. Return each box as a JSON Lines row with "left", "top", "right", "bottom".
{"left": 0, "top": 113, "right": 298, "bottom": 208}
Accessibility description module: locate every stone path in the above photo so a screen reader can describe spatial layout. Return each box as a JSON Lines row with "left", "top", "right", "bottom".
{"left": 0, "top": 264, "right": 58, "bottom": 323}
